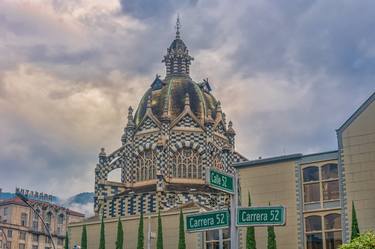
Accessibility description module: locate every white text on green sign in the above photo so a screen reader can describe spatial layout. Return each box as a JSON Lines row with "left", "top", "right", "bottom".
{"left": 208, "top": 168, "right": 234, "bottom": 194}
{"left": 186, "top": 210, "right": 229, "bottom": 232}
{"left": 236, "top": 206, "right": 286, "bottom": 226}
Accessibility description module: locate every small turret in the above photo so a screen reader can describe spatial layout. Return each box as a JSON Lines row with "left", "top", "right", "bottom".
{"left": 98, "top": 147, "right": 107, "bottom": 164}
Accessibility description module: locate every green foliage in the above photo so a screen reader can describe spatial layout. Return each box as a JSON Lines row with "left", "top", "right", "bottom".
{"left": 178, "top": 208, "right": 186, "bottom": 249}
{"left": 351, "top": 201, "right": 360, "bottom": 240}
{"left": 340, "top": 231, "right": 375, "bottom": 249}
{"left": 137, "top": 212, "right": 144, "bottom": 249}
{"left": 81, "top": 225, "right": 87, "bottom": 249}
{"left": 99, "top": 216, "right": 105, "bottom": 249}
{"left": 246, "top": 192, "right": 256, "bottom": 249}
{"left": 157, "top": 210, "right": 164, "bottom": 249}
{"left": 64, "top": 231, "right": 69, "bottom": 249}
{"left": 116, "top": 217, "right": 124, "bottom": 249}
{"left": 267, "top": 225, "right": 277, "bottom": 249}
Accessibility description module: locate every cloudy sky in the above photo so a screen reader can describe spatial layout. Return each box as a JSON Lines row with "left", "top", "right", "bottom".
{"left": 0, "top": 0, "right": 374, "bottom": 198}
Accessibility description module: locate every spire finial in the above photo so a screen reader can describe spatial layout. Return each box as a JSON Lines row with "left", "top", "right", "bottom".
{"left": 127, "top": 106, "right": 135, "bottom": 127}
{"left": 184, "top": 93, "right": 190, "bottom": 107}
{"left": 176, "top": 15, "right": 181, "bottom": 39}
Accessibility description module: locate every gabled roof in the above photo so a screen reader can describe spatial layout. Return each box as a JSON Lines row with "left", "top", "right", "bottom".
{"left": 337, "top": 91, "right": 375, "bottom": 134}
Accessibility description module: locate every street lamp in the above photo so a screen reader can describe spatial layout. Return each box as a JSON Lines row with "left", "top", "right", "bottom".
{"left": 0, "top": 226, "right": 9, "bottom": 249}
{"left": 15, "top": 192, "right": 57, "bottom": 249}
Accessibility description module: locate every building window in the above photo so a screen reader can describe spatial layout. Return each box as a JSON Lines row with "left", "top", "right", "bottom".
{"left": 322, "top": 164, "right": 339, "bottom": 201}
{"left": 6, "top": 242, "right": 11, "bottom": 249}
{"left": 205, "top": 229, "right": 230, "bottom": 248}
{"left": 21, "top": 213, "right": 28, "bottom": 226}
{"left": 32, "top": 246, "right": 38, "bottom": 249}
{"left": 305, "top": 214, "right": 342, "bottom": 249}
{"left": 46, "top": 212, "right": 52, "bottom": 224}
{"left": 3, "top": 207, "right": 8, "bottom": 216}
{"left": 7, "top": 229, "right": 12, "bottom": 238}
{"left": 33, "top": 234, "right": 39, "bottom": 242}
{"left": 33, "top": 221, "right": 39, "bottom": 231}
{"left": 19, "top": 231, "right": 26, "bottom": 240}
{"left": 58, "top": 238, "right": 64, "bottom": 246}
{"left": 136, "top": 150, "right": 157, "bottom": 182}
{"left": 172, "top": 148, "right": 203, "bottom": 179}
{"left": 19, "top": 243, "right": 25, "bottom": 249}
{"left": 57, "top": 214, "right": 64, "bottom": 225}
{"left": 302, "top": 164, "right": 340, "bottom": 206}
{"left": 305, "top": 216, "right": 323, "bottom": 249}
{"left": 324, "top": 214, "right": 342, "bottom": 249}
{"left": 303, "top": 167, "right": 319, "bottom": 182}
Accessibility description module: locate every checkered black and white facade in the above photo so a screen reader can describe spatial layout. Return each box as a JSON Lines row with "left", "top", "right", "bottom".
{"left": 93, "top": 24, "right": 247, "bottom": 218}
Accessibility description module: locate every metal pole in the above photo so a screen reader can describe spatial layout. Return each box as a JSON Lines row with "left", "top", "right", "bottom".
{"left": 147, "top": 215, "right": 151, "bottom": 249}
{"left": 0, "top": 226, "right": 9, "bottom": 249}
{"left": 219, "top": 229, "right": 223, "bottom": 249}
{"left": 16, "top": 193, "right": 57, "bottom": 249}
{"left": 230, "top": 173, "right": 238, "bottom": 249}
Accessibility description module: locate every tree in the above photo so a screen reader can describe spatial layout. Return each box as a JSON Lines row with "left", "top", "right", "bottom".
{"left": 157, "top": 210, "right": 164, "bottom": 249}
{"left": 99, "top": 216, "right": 105, "bottom": 249}
{"left": 246, "top": 192, "right": 256, "bottom": 249}
{"left": 178, "top": 208, "right": 186, "bottom": 249}
{"left": 267, "top": 225, "right": 277, "bottom": 249}
{"left": 340, "top": 231, "right": 375, "bottom": 249}
{"left": 81, "top": 225, "right": 87, "bottom": 249}
{"left": 64, "top": 231, "right": 69, "bottom": 249}
{"left": 116, "top": 217, "right": 124, "bottom": 249}
{"left": 137, "top": 212, "right": 144, "bottom": 249}
{"left": 351, "top": 201, "right": 360, "bottom": 240}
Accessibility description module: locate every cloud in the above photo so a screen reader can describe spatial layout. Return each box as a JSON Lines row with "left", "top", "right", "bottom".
{"left": 0, "top": 0, "right": 374, "bottom": 197}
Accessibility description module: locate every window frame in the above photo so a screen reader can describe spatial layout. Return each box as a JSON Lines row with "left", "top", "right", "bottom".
{"left": 304, "top": 212, "right": 342, "bottom": 249}
{"left": 302, "top": 163, "right": 340, "bottom": 207}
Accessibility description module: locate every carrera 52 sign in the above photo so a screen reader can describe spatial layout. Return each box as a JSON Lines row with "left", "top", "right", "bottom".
{"left": 236, "top": 206, "right": 286, "bottom": 226}
{"left": 186, "top": 210, "right": 230, "bottom": 232}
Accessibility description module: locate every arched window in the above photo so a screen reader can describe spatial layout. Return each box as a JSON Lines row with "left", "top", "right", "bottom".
{"left": 305, "top": 215, "right": 323, "bottom": 249}
{"left": 322, "top": 164, "right": 338, "bottom": 180}
{"left": 136, "top": 150, "right": 157, "bottom": 181}
{"left": 305, "top": 215, "right": 322, "bottom": 232}
{"left": 303, "top": 166, "right": 319, "bottom": 182}
{"left": 303, "top": 166, "right": 320, "bottom": 203}
{"left": 324, "top": 214, "right": 341, "bottom": 230}
{"left": 305, "top": 214, "right": 342, "bottom": 249}
{"left": 171, "top": 148, "right": 202, "bottom": 179}
{"left": 324, "top": 214, "right": 342, "bottom": 249}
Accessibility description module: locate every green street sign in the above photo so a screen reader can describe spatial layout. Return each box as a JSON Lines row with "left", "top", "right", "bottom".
{"left": 186, "top": 210, "right": 230, "bottom": 232}
{"left": 207, "top": 168, "right": 234, "bottom": 194}
{"left": 237, "top": 206, "right": 286, "bottom": 226}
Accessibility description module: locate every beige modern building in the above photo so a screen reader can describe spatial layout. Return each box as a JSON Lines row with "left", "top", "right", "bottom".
{"left": 0, "top": 197, "right": 84, "bottom": 249}
{"left": 337, "top": 91, "right": 375, "bottom": 242}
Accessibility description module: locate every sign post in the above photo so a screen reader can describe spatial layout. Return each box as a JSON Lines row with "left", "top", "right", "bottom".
{"left": 186, "top": 210, "right": 229, "bottom": 232}
{"left": 207, "top": 168, "right": 235, "bottom": 194}
{"left": 236, "top": 206, "right": 286, "bottom": 227}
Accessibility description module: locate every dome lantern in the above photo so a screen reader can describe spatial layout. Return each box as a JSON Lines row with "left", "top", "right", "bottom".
{"left": 162, "top": 17, "right": 194, "bottom": 78}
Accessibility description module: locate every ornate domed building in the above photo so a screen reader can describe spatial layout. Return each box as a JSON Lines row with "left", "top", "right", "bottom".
{"left": 94, "top": 19, "right": 247, "bottom": 218}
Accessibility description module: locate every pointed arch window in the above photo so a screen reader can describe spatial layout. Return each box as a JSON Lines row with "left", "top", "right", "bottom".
{"left": 136, "top": 150, "right": 157, "bottom": 181}
{"left": 172, "top": 148, "right": 202, "bottom": 179}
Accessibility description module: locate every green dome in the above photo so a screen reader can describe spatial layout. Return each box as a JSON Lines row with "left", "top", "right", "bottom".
{"left": 134, "top": 76, "right": 218, "bottom": 126}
